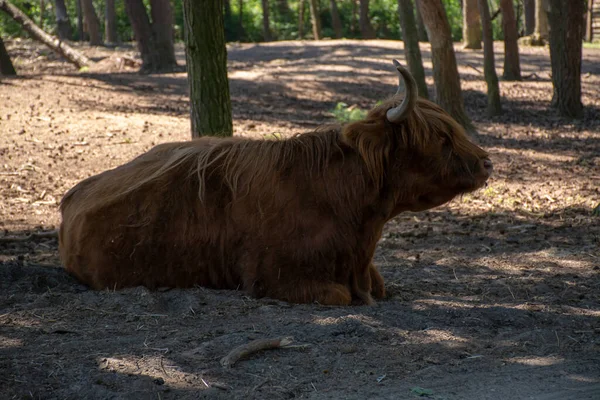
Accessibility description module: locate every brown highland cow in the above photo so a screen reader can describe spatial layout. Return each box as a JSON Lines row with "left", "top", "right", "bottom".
{"left": 59, "top": 60, "right": 492, "bottom": 305}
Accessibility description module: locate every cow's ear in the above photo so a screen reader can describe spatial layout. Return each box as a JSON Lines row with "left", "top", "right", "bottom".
{"left": 342, "top": 120, "right": 391, "bottom": 188}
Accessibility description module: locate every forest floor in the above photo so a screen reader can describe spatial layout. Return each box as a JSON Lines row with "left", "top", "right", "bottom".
{"left": 1, "top": 39, "right": 599, "bottom": 400}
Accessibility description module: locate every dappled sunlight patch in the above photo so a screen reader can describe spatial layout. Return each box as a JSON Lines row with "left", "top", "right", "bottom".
{"left": 0, "top": 335, "right": 24, "bottom": 349}
{"left": 506, "top": 356, "right": 564, "bottom": 367}
{"left": 96, "top": 355, "right": 211, "bottom": 390}
{"left": 567, "top": 374, "right": 600, "bottom": 383}
{"left": 417, "top": 329, "right": 470, "bottom": 346}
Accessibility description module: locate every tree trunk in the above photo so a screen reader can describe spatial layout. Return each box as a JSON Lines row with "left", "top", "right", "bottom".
{"left": 523, "top": 0, "right": 535, "bottom": 35}
{"left": 478, "top": 0, "right": 502, "bottom": 116}
{"left": 359, "top": 0, "right": 376, "bottom": 39}
{"left": 40, "top": 0, "right": 45, "bottom": 28}
{"left": 350, "top": 0, "right": 357, "bottom": 34}
{"left": 585, "top": 0, "right": 594, "bottom": 42}
{"left": 397, "top": 0, "right": 428, "bottom": 98}
{"left": 462, "top": 0, "right": 482, "bottom": 49}
{"left": 533, "top": 0, "right": 548, "bottom": 43}
{"left": 415, "top": 1, "right": 428, "bottom": 42}
{"left": 0, "top": 36, "right": 16, "bottom": 75}
{"left": 183, "top": 0, "right": 233, "bottom": 137}
{"left": 275, "top": 0, "right": 293, "bottom": 22}
{"left": 54, "top": 0, "right": 73, "bottom": 40}
{"left": 80, "top": 0, "right": 102, "bottom": 45}
{"left": 238, "top": 0, "right": 246, "bottom": 41}
{"left": 149, "top": 0, "right": 177, "bottom": 67}
{"left": 308, "top": 0, "right": 321, "bottom": 40}
{"left": 330, "top": 0, "right": 343, "bottom": 39}
{"left": 499, "top": 0, "right": 521, "bottom": 80}
{"left": 298, "top": 0, "right": 305, "bottom": 39}
{"left": 416, "top": 0, "right": 472, "bottom": 130}
{"left": 547, "top": 0, "right": 585, "bottom": 118}
{"left": 0, "top": 0, "right": 91, "bottom": 68}
{"left": 124, "top": 0, "right": 177, "bottom": 72}
{"left": 261, "top": 0, "right": 272, "bottom": 41}
{"left": 75, "top": 0, "right": 85, "bottom": 41}
{"left": 105, "top": 0, "right": 117, "bottom": 44}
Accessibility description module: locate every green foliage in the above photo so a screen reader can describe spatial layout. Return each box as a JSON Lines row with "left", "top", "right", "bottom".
{"left": 331, "top": 102, "right": 368, "bottom": 123}
{"left": 0, "top": 0, "right": 524, "bottom": 45}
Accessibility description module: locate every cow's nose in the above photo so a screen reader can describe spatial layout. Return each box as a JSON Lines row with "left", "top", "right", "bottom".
{"left": 483, "top": 158, "right": 493, "bottom": 174}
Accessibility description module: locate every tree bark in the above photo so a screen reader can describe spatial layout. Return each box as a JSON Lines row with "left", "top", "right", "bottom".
{"left": 533, "top": 0, "right": 549, "bottom": 43}
{"left": 499, "top": 0, "right": 521, "bottom": 80}
{"left": 75, "top": 0, "right": 85, "bottom": 41}
{"left": 298, "top": 0, "right": 305, "bottom": 39}
{"left": 0, "top": 0, "right": 91, "bottom": 68}
{"left": 238, "top": 0, "right": 246, "bottom": 40}
{"left": 462, "top": 0, "right": 482, "bottom": 49}
{"left": 523, "top": 0, "right": 535, "bottom": 35}
{"left": 330, "top": 0, "right": 343, "bottom": 38}
{"left": 105, "top": 0, "right": 117, "bottom": 43}
{"left": 183, "top": 0, "right": 233, "bottom": 137}
{"left": 415, "top": 1, "right": 428, "bottom": 42}
{"left": 261, "top": 0, "right": 272, "bottom": 41}
{"left": 547, "top": 0, "right": 585, "bottom": 118}
{"left": 149, "top": 0, "right": 177, "bottom": 66}
{"left": 416, "top": 0, "right": 472, "bottom": 130}
{"left": 124, "top": 0, "right": 177, "bottom": 72}
{"left": 359, "top": 0, "right": 376, "bottom": 39}
{"left": 308, "top": 0, "right": 321, "bottom": 40}
{"left": 40, "top": 0, "right": 45, "bottom": 28}
{"left": 350, "top": 0, "right": 358, "bottom": 35}
{"left": 478, "top": 0, "right": 502, "bottom": 116}
{"left": 80, "top": 0, "right": 102, "bottom": 45}
{"left": 0, "top": 36, "right": 16, "bottom": 75}
{"left": 397, "top": 0, "right": 428, "bottom": 98}
{"left": 54, "top": 0, "right": 73, "bottom": 40}
{"left": 275, "top": 0, "right": 293, "bottom": 22}
{"left": 585, "top": 0, "right": 594, "bottom": 42}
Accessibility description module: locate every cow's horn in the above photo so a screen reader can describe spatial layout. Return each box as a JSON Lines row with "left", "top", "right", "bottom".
{"left": 386, "top": 59, "right": 418, "bottom": 124}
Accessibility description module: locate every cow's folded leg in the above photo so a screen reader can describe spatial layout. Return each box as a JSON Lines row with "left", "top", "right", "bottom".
{"left": 369, "top": 263, "right": 386, "bottom": 299}
{"left": 270, "top": 281, "right": 352, "bottom": 306}
{"left": 351, "top": 267, "right": 375, "bottom": 305}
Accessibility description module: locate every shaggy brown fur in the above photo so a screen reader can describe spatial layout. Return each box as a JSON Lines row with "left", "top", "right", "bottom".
{"left": 59, "top": 95, "right": 491, "bottom": 306}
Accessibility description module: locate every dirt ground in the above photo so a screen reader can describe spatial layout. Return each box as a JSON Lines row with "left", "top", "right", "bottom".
{"left": 1, "top": 39, "right": 599, "bottom": 399}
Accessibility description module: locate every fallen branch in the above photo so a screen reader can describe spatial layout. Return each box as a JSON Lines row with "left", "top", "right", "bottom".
{"left": 220, "top": 336, "right": 306, "bottom": 367}
{"left": 0, "top": 0, "right": 91, "bottom": 68}
{"left": 466, "top": 63, "right": 483, "bottom": 75}
{"left": 0, "top": 229, "right": 59, "bottom": 243}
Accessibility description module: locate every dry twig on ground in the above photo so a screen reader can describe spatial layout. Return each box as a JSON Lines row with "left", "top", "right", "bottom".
{"left": 220, "top": 336, "right": 308, "bottom": 367}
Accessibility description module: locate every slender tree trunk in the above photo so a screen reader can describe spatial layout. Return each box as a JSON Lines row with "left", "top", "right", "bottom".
{"left": 330, "top": 0, "right": 343, "bottom": 38}
{"left": 416, "top": 0, "right": 472, "bottom": 130}
{"left": 261, "top": 0, "right": 272, "bottom": 41}
{"left": 149, "top": 0, "right": 177, "bottom": 67}
{"left": 397, "top": 0, "right": 428, "bottom": 98}
{"left": 499, "top": 0, "right": 521, "bottom": 80}
{"left": 523, "top": 0, "right": 535, "bottom": 35}
{"left": 75, "top": 0, "right": 85, "bottom": 41}
{"left": 415, "top": 1, "right": 428, "bottom": 42}
{"left": 0, "top": 0, "right": 91, "bottom": 68}
{"left": 40, "top": 0, "right": 44, "bottom": 28}
{"left": 547, "top": 0, "right": 585, "bottom": 118}
{"left": 462, "top": 0, "right": 482, "bottom": 49}
{"left": 298, "top": 0, "right": 305, "bottom": 39}
{"left": 183, "top": 0, "right": 232, "bottom": 137}
{"left": 350, "top": 0, "right": 358, "bottom": 34}
{"left": 359, "top": 0, "right": 376, "bottom": 38}
{"left": 54, "top": 0, "right": 73, "bottom": 40}
{"left": 105, "top": 0, "right": 117, "bottom": 43}
{"left": 478, "top": 0, "right": 502, "bottom": 116}
{"left": 276, "top": 0, "right": 293, "bottom": 22}
{"left": 238, "top": 0, "right": 246, "bottom": 40}
{"left": 124, "top": 0, "right": 177, "bottom": 72}
{"left": 308, "top": 0, "right": 321, "bottom": 39}
{"left": 80, "top": 0, "right": 102, "bottom": 45}
{"left": 533, "top": 0, "right": 548, "bottom": 43}
{"left": 0, "top": 36, "right": 16, "bottom": 75}
{"left": 585, "top": 0, "right": 594, "bottom": 42}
